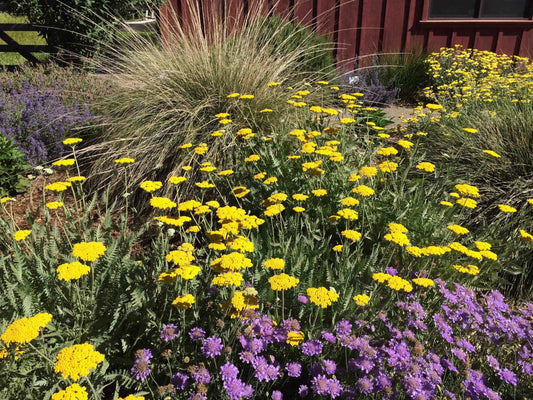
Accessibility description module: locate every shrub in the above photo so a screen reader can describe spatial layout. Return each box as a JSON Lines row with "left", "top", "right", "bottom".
{"left": 86, "top": 2, "right": 339, "bottom": 213}
{"left": 0, "top": 135, "right": 30, "bottom": 196}
{"left": 6, "top": 0, "right": 160, "bottom": 60}
{"left": 0, "top": 81, "right": 94, "bottom": 165}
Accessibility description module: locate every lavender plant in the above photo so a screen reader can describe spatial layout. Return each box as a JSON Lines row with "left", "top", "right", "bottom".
{"left": 0, "top": 81, "right": 93, "bottom": 165}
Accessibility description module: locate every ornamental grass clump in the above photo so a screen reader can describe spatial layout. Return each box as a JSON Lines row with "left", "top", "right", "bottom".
{"left": 87, "top": 0, "right": 335, "bottom": 212}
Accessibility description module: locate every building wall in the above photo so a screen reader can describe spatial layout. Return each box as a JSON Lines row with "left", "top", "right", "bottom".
{"left": 160, "top": 0, "right": 533, "bottom": 68}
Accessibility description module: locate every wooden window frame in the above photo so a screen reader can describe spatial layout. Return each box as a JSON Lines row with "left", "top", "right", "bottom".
{"left": 420, "top": 0, "right": 533, "bottom": 25}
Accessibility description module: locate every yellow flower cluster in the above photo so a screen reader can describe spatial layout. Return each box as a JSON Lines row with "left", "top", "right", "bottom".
{"left": 45, "top": 182, "right": 71, "bottom": 192}
{"left": 211, "top": 252, "right": 253, "bottom": 272}
{"left": 263, "top": 258, "right": 285, "bottom": 270}
{"left": 150, "top": 197, "right": 177, "bottom": 209}
{"left": 63, "top": 138, "right": 83, "bottom": 146}
{"left": 212, "top": 271, "right": 244, "bottom": 287}
{"left": 51, "top": 384, "right": 88, "bottom": 400}
{"left": 52, "top": 159, "right": 75, "bottom": 167}
{"left": 341, "top": 230, "right": 362, "bottom": 241}
{"left": 353, "top": 294, "right": 370, "bottom": 306}
{"left": 268, "top": 273, "right": 299, "bottom": 291}
{"left": 154, "top": 215, "right": 191, "bottom": 226}
{"left": 14, "top": 230, "right": 31, "bottom": 241}
{"left": 447, "top": 224, "right": 469, "bottom": 235}
{"left": 352, "top": 185, "right": 374, "bottom": 197}
{"left": 72, "top": 242, "right": 107, "bottom": 262}
{"left": 306, "top": 287, "right": 339, "bottom": 308}
{"left": 384, "top": 223, "right": 410, "bottom": 247}
{"left": 453, "top": 264, "right": 480, "bottom": 275}
{"left": 172, "top": 294, "right": 195, "bottom": 309}
{"left": 54, "top": 343, "right": 104, "bottom": 381}
{"left": 1, "top": 313, "right": 52, "bottom": 346}
{"left": 57, "top": 262, "right": 90, "bottom": 281}
{"left": 140, "top": 180, "right": 162, "bottom": 192}
{"left": 286, "top": 330, "right": 305, "bottom": 346}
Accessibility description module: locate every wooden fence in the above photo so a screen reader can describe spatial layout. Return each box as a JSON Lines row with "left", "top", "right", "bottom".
{"left": 160, "top": 0, "right": 533, "bottom": 69}
{"left": 0, "top": 23, "right": 55, "bottom": 64}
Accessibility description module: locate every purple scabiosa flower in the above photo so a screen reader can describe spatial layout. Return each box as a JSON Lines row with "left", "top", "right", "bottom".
{"left": 202, "top": 336, "right": 223, "bottom": 358}
{"left": 282, "top": 318, "right": 301, "bottom": 332}
{"left": 188, "top": 394, "right": 207, "bottom": 400}
{"left": 518, "top": 360, "right": 533, "bottom": 375}
{"left": 356, "top": 376, "right": 374, "bottom": 394}
{"left": 224, "top": 378, "right": 246, "bottom": 400}
{"left": 220, "top": 362, "right": 239, "bottom": 382}
{"left": 298, "top": 385, "right": 309, "bottom": 397}
{"left": 498, "top": 368, "right": 518, "bottom": 385}
{"left": 286, "top": 362, "right": 302, "bottom": 377}
{"left": 253, "top": 356, "right": 271, "bottom": 382}
{"left": 322, "top": 331, "right": 336, "bottom": 343}
{"left": 192, "top": 365, "right": 211, "bottom": 384}
{"left": 486, "top": 355, "right": 500, "bottom": 370}
{"left": 172, "top": 372, "right": 189, "bottom": 390}
{"left": 271, "top": 390, "right": 283, "bottom": 400}
{"left": 327, "top": 378, "right": 342, "bottom": 398}
{"left": 239, "top": 336, "right": 264, "bottom": 354}
{"left": 242, "top": 383, "right": 254, "bottom": 398}
{"left": 354, "top": 356, "right": 374, "bottom": 374}
{"left": 336, "top": 320, "right": 352, "bottom": 336}
{"left": 451, "top": 348, "right": 468, "bottom": 363}
{"left": 323, "top": 359, "right": 337, "bottom": 375}
{"left": 240, "top": 351, "right": 254, "bottom": 364}
{"left": 463, "top": 369, "right": 489, "bottom": 399}
{"left": 160, "top": 323, "right": 179, "bottom": 342}
{"left": 443, "top": 390, "right": 457, "bottom": 400}
{"left": 311, "top": 374, "right": 330, "bottom": 396}
{"left": 302, "top": 339, "right": 323, "bottom": 356}
{"left": 131, "top": 348, "right": 153, "bottom": 381}
{"left": 375, "top": 373, "right": 392, "bottom": 391}
{"left": 298, "top": 295, "right": 308, "bottom": 304}
{"left": 189, "top": 327, "right": 206, "bottom": 341}
{"left": 386, "top": 267, "right": 397, "bottom": 275}
{"left": 131, "top": 358, "right": 151, "bottom": 381}
{"left": 441, "top": 358, "right": 458, "bottom": 373}
{"left": 457, "top": 339, "right": 475, "bottom": 353}
{"left": 433, "top": 313, "right": 454, "bottom": 343}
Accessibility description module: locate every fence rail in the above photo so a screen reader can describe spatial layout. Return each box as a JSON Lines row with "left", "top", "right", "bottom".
{"left": 0, "top": 23, "right": 55, "bottom": 65}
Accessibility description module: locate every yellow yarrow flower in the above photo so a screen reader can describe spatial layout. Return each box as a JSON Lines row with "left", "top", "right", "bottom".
{"left": 51, "top": 383, "right": 88, "bottom": 400}
{"left": 63, "top": 138, "right": 83, "bottom": 146}
{"left": 232, "top": 186, "right": 250, "bottom": 198}
{"left": 352, "top": 185, "right": 374, "bottom": 197}
{"left": 52, "top": 159, "right": 75, "bottom": 167}
{"left": 45, "top": 182, "right": 71, "bottom": 192}
{"left": 397, "top": 140, "right": 414, "bottom": 150}
{"left": 1, "top": 197, "right": 14, "bottom": 203}
{"left": 498, "top": 204, "right": 517, "bottom": 213}
{"left": 376, "top": 147, "right": 398, "bottom": 156}
{"left": 378, "top": 161, "right": 398, "bottom": 173}
{"left": 293, "top": 206, "right": 305, "bottom": 213}
{"left": 172, "top": 294, "right": 195, "bottom": 309}
{"left": 239, "top": 94, "right": 254, "bottom": 99}
{"left": 358, "top": 166, "right": 377, "bottom": 177}
{"left": 244, "top": 154, "right": 260, "bottom": 162}
{"left": 114, "top": 158, "right": 134, "bottom": 164}
{"left": 267, "top": 82, "right": 281, "bottom": 87}
{"left": 218, "top": 169, "right": 234, "bottom": 176}
{"left": 72, "top": 242, "right": 106, "bottom": 262}
{"left": 117, "top": 395, "right": 145, "bottom": 400}
{"left": 264, "top": 177, "right": 278, "bottom": 185}
{"left": 14, "top": 230, "right": 31, "bottom": 241}
{"left": 46, "top": 201, "right": 64, "bottom": 209}
{"left": 483, "top": 150, "right": 501, "bottom": 158}
{"left": 311, "top": 189, "right": 327, "bottom": 197}
{"left": 387, "top": 276, "right": 413, "bottom": 292}
{"left": 54, "top": 343, "right": 104, "bottom": 381}
{"left": 456, "top": 197, "right": 477, "bottom": 209}
{"left": 227, "top": 92, "right": 240, "bottom": 98}
{"left": 372, "top": 272, "right": 392, "bottom": 283}
{"left": 263, "top": 258, "right": 285, "bottom": 270}
{"left": 67, "top": 176, "right": 86, "bottom": 182}
{"left": 520, "top": 229, "right": 533, "bottom": 243}
{"left": 269, "top": 273, "right": 299, "bottom": 291}
{"left": 140, "top": 181, "right": 162, "bottom": 193}
{"left": 416, "top": 162, "right": 435, "bottom": 172}
{"left": 463, "top": 128, "right": 478, "bottom": 134}
{"left": 169, "top": 176, "right": 186, "bottom": 184}
{"left": 292, "top": 193, "right": 308, "bottom": 201}
{"left": 332, "top": 245, "right": 343, "bottom": 252}
{"left": 342, "top": 230, "right": 362, "bottom": 241}
{"left": 57, "top": 262, "right": 90, "bottom": 281}
{"left": 353, "top": 294, "right": 370, "bottom": 306}
{"left": 150, "top": 197, "right": 177, "bottom": 209}
{"left": 286, "top": 331, "right": 305, "bottom": 346}
{"left": 264, "top": 204, "right": 285, "bottom": 217}
{"left": 337, "top": 208, "right": 359, "bottom": 220}
{"left": 412, "top": 278, "right": 434, "bottom": 287}
{"left": 215, "top": 112, "right": 230, "bottom": 118}
{"left": 447, "top": 224, "right": 469, "bottom": 235}
{"left": 196, "top": 181, "right": 215, "bottom": 189}
{"left": 340, "top": 196, "right": 359, "bottom": 207}
{"left": 306, "top": 287, "right": 339, "bottom": 308}
{"left": 453, "top": 264, "right": 480, "bottom": 275}
{"left": 212, "top": 272, "right": 244, "bottom": 287}
{"left": 1, "top": 313, "right": 52, "bottom": 346}
{"left": 455, "top": 183, "right": 480, "bottom": 198}
{"left": 440, "top": 201, "right": 453, "bottom": 207}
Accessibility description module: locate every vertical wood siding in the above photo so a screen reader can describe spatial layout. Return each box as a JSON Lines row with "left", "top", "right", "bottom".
{"left": 161, "top": 0, "right": 533, "bottom": 68}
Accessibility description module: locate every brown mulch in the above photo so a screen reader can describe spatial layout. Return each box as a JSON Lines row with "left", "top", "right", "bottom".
{"left": 1, "top": 172, "right": 76, "bottom": 230}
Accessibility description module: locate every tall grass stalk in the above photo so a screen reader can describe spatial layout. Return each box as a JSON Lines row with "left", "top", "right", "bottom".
{"left": 84, "top": 0, "right": 337, "bottom": 213}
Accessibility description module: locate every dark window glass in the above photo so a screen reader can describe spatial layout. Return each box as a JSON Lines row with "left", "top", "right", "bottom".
{"left": 429, "top": 0, "right": 477, "bottom": 18}
{"left": 480, "top": 0, "right": 530, "bottom": 18}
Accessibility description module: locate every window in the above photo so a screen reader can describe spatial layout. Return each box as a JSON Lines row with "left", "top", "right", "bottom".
{"left": 429, "top": 0, "right": 531, "bottom": 19}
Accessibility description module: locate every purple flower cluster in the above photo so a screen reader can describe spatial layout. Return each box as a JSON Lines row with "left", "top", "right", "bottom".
{"left": 131, "top": 348, "right": 152, "bottom": 381}
{"left": 160, "top": 323, "right": 178, "bottom": 342}
{"left": 0, "top": 81, "right": 93, "bottom": 165}
{"left": 220, "top": 362, "right": 253, "bottom": 399}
